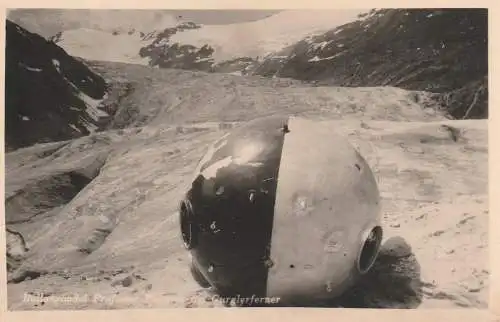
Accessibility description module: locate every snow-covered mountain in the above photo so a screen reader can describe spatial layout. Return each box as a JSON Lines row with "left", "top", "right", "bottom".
{"left": 5, "top": 20, "right": 111, "bottom": 151}
{"left": 52, "top": 28, "right": 152, "bottom": 65}
{"left": 11, "top": 9, "right": 367, "bottom": 74}
{"left": 252, "top": 9, "right": 488, "bottom": 119}
{"left": 166, "top": 9, "right": 366, "bottom": 63}
{"left": 5, "top": 8, "right": 487, "bottom": 152}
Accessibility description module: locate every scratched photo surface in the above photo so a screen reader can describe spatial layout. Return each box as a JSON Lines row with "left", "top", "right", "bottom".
{"left": 4, "top": 8, "right": 488, "bottom": 310}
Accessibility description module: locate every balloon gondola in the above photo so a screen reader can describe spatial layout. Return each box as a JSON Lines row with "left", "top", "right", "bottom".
{"left": 179, "top": 116, "right": 383, "bottom": 305}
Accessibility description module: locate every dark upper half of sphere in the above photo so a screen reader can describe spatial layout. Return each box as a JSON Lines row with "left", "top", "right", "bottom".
{"left": 184, "top": 116, "right": 289, "bottom": 265}
{"left": 192, "top": 115, "right": 289, "bottom": 199}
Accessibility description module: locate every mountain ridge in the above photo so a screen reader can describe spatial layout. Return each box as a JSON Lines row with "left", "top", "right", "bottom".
{"left": 252, "top": 9, "right": 488, "bottom": 119}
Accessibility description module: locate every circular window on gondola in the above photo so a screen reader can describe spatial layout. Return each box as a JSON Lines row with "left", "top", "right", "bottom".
{"left": 357, "top": 226, "right": 383, "bottom": 275}
{"left": 180, "top": 199, "right": 197, "bottom": 249}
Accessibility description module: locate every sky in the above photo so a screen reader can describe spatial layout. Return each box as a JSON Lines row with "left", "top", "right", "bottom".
{"left": 6, "top": 9, "right": 284, "bottom": 37}
{"left": 7, "top": 9, "right": 283, "bottom": 25}
{"left": 160, "top": 10, "right": 283, "bottom": 25}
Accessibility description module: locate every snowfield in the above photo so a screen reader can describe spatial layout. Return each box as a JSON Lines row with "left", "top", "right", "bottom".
{"left": 5, "top": 64, "right": 489, "bottom": 310}
{"left": 58, "top": 28, "right": 150, "bottom": 65}
{"left": 55, "top": 10, "right": 366, "bottom": 65}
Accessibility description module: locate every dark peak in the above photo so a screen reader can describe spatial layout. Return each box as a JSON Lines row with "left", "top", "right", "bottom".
{"left": 5, "top": 20, "right": 109, "bottom": 151}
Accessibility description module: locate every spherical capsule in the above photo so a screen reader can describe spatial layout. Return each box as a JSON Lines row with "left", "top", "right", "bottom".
{"left": 179, "top": 116, "right": 383, "bottom": 304}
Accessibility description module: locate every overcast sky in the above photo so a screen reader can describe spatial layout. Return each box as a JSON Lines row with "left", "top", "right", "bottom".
{"left": 8, "top": 9, "right": 282, "bottom": 25}
{"left": 161, "top": 10, "right": 283, "bottom": 25}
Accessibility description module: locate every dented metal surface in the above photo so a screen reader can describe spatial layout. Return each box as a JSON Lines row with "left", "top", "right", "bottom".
{"left": 179, "top": 116, "right": 383, "bottom": 303}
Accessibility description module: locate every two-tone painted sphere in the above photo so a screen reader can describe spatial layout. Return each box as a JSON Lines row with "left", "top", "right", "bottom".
{"left": 179, "top": 116, "right": 383, "bottom": 305}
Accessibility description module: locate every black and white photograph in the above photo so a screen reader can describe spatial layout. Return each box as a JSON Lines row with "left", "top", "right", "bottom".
{"left": 3, "top": 7, "right": 490, "bottom": 311}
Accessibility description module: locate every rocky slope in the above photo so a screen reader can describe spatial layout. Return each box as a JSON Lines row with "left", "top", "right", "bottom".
{"left": 137, "top": 21, "right": 217, "bottom": 70}
{"left": 4, "top": 20, "right": 113, "bottom": 151}
{"left": 253, "top": 9, "right": 488, "bottom": 119}
{"left": 5, "top": 61, "right": 488, "bottom": 310}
